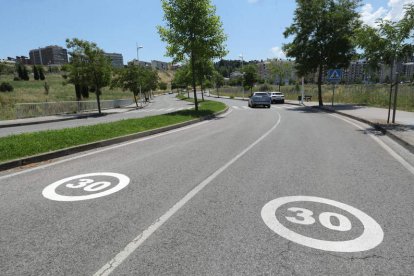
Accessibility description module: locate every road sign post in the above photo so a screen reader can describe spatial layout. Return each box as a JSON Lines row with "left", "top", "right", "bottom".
{"left": 327, "top": 69, "right": 342, "bottom": 107}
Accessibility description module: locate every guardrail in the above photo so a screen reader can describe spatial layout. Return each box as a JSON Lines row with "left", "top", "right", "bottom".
{"left": 15, "top": 99, "right": 135, "bottom": 119}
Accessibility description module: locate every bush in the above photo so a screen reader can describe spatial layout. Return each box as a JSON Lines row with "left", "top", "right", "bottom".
{"left": 258, "top": 83, "right": 272, "bottom": 91}
{"left": 13, "top": 77, "right": 20, "bottom": 81}
{"left": 0, "top": 82, "right": 14, "bottom": 92}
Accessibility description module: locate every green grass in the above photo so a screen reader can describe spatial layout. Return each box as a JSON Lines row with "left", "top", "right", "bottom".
{"left": 0, "top": 100, "right": 226, "bottom": 163}
{"left": 0, "top": 73, "right": 172, "bottom": 120}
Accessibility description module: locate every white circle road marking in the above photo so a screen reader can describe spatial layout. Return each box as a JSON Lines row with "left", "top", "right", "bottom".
{"left": 261, "top": 196, "right": 384, "bottom": 252}
{"left": 42, "top": 173, "right": 130, "bottom": 202}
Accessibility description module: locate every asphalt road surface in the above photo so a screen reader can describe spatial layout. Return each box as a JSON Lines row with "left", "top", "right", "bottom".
{"left": 0, "top": 94, "right": 192, "bottom": 137}
{"left": 1, "top": 97, "right": 413, "bottom": 275}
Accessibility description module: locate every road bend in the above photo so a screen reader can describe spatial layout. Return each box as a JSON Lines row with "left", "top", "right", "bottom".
{"left": 0, "top": 98, "right": 413, "bottom": 275}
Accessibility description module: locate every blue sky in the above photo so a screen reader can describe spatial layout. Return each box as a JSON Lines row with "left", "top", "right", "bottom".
{"left": 0, "top": 0, "right": 410, "bottom": 63}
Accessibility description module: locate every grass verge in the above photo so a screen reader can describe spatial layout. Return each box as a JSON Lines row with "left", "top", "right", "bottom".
{"left": 0, "top": 99, "right": 226, "bottom": 163}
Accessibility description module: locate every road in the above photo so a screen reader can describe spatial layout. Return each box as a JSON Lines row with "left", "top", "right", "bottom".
{"left": 1, "top": 97, "right": 413, "bottom": 275}
{"left": 0, "top": 94, "right": 192, "bottom": 137}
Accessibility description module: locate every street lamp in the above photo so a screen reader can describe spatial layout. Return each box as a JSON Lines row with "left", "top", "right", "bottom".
{"left": 136, "top": 44, "right": 143, "bottom": 63}
{"left": 239, "top": 54, "right": 244, "bottom": 100}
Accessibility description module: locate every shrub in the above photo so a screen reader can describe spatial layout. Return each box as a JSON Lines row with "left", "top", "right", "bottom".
{"left": 13, "top": 77, "right": 20, "bottom": 81}
{"left": 0, "top": 82, "right": 14, "bottom": 92}
{"left": 258, "top": 83, "right": 272, "bottom": 91}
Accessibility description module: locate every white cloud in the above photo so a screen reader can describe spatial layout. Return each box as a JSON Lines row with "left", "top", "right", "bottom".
{"left": 360, "top": 0, "right": 413, "bottom": 27}
{"left": 270, "top": 46, "right": 286, "bottom": 59}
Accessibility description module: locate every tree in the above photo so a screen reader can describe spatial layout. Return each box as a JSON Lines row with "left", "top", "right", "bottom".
{"left": 140, "top": 67, "right": 159, "bottom": 101}
{"left": 159, "top": 81, "right": 168, "bottom": 91}
{"left": 172, "top": 64, "right": 192, "bottom": 97}
{"left": 33, "top": 65, "right": 40, "bottom": 80}
{"left": 211, "top": 69, "right": 224, "bottom": 97}
{"left": 268, "top": 59, "right": 294, "bottom": 90}
{"left": 66, "top": 38, "right": 112, "bottom": 115}
{"left": 355, "top": 4, "right": 414, "bottom": 122}
{"left": 158, "top": 0, "right": 227, "bottom": 110}
{"left": 21, "top": 65, "right": 29, "bottom": 81}
{"left": 39, "top": 66, "right": 45, "bottom": 80}
{"left": 111, "top": 65, "right": 142, "bottom": 107}
{"left": 283, "top": 0, "right": 361, "bottom": 106}
{"left": 243, "top": 64, "right": 258, "bottom": 95}
{"left": 195, "top": 58, "right": 214, "bottom": 101}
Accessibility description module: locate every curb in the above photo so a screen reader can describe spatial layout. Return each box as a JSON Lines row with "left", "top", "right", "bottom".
{"left": 0, "top": 106, "right": 229, "bottom": 171}
{"left": 315, "top": 106, "right": 414, "bottom": 154}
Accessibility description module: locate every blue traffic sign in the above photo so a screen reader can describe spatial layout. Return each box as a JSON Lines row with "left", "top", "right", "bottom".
{"left": 327, "top": 69, "right": 342, "bottom": 82}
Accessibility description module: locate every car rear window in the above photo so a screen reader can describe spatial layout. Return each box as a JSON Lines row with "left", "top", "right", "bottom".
{"left": 255, "top": 93, "right": 268, "bottom": 96}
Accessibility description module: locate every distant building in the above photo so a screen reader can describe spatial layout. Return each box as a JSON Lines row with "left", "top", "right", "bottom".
{"left": 151, "top": 60, "right": 169, "bottom": 70}
{"left": 257, "top": 61, "right": 270, "bottom": 80}
{"left": 342, "top": 60, "right": 368, "bottom": 83}
{"left": 129, "top": 59, "right": 152, "bottom": 68}
{"left": 104, "top": 52, "right": 124, "bottom": 68}
{"left": 230, "top": 71, "right": 243, "bottom": 79}
{"left": 15, "top": 56, "right": 31, "bottom": 65}
{"left": 29, "top": 45, "right": 68, "bottom": 65}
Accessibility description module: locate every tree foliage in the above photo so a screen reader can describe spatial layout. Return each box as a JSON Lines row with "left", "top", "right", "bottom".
{"left": 33, "top": 65, "right": 40, "bottom": 80}
{"left": 66, "top": 38, "right": 112, "bottom": 114}
{"left": 112, "top": 64, "right": 158, "bottom": 106}
{"left": 355, "top": 4, "right": 414, "bottom": 68}
{"left": 283, "top": 0, "right": 361, "bottom": 106}
{"left": 243, "top": 64, "right": 258, "bottom": 95}
{"left": 158, "top": 0, "right": 227, "bottom": 110}
{"left": 39, "top": 66, "right": 45, "bottom": 80}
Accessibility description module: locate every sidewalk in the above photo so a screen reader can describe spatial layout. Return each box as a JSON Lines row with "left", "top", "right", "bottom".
{"left": 0, "top": 103, "right": 146, "bottom": 128}
{"left": 295, "top": 100, "right": 414, "bottom": 154}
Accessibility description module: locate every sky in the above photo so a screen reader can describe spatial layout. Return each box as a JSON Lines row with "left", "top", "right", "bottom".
{"left": 0, "top": 0, "right": 412, "bottom": 63}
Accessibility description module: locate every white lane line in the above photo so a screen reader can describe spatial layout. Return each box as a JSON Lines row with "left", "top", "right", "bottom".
{"left": 93, "top": 111, "right": 282, "bottom": 276}
{"left": 232, "top": 106, "right": 240, "bottom": 110}
{"left": 329, "top": 114, "right": 414, "bottom": 176}
{"left": 0, "top": 107, "right": 234, "bottom": 181}
{"left": 242, "top": 106, "right": 249, "bottom": 109}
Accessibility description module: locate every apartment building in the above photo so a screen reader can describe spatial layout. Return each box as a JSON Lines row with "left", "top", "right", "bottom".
{"left": 29, "top": 45, "right": 68, "bottom": 65}
{"left": 104, "top": 52, "right": 124, "bottom": 68}
{"left": 151, "top": 60, "right": 169, "bottom": 70}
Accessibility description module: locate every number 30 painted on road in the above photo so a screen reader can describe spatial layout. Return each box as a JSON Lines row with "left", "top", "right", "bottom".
{"left": 261, "top": 196, "right": 383, "bottom": 252}
{"left": 286, "top": 207, "right": 352, "bottom": 232}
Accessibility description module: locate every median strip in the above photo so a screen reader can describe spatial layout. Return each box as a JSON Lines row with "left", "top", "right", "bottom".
{"left": 0, "top": 100, "right": 227, "bottom": 171}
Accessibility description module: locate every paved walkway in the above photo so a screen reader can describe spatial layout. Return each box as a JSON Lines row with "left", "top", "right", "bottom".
{"left": 292, "top": 100, "right": 414, "bottom": 153}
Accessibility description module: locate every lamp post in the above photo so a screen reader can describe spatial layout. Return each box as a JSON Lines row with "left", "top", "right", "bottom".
{"left": 239, "top": 54, "right": 244, "bottom": 100}
{"left": 137, "top": 44, "right": 143, "bottom": 106}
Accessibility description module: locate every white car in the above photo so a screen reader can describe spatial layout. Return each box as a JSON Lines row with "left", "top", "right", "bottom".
{"left": 269, "top": 92, "right": 285, "bottom": 104}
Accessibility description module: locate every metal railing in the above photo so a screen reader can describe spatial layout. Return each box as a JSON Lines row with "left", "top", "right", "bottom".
{"left": 15, "top": 99, "right": 135, "bottom": 119}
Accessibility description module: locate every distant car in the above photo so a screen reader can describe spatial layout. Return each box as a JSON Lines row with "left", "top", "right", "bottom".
{"left": 269, "top": 92, "right": 285, "bottom": 104}
{"left": 248, "top": 92, "right": 271, "bottom": 108}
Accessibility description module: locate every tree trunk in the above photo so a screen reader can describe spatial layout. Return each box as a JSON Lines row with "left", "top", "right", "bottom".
{"left": 191, "top": 54, "right": 198, "bottom": 111}
{"left": 387, "top": 61, "right": 394, "bottom": 123}
{"left": 200, "top": 79, "right": 204, "bottom": 101}
{"left": 317, "top": 64, "right": 323, "bottom": 106}
{"left": 133, "top": 92, "right": 138, "bottom": 108}
{"left": 96, "top": 87, "right": 102, "bottom": 115}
